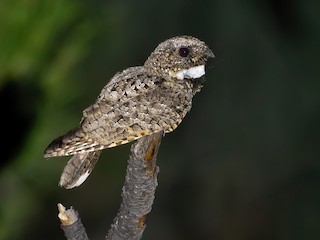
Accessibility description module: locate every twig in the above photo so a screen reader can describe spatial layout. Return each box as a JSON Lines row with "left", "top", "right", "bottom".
{"left": 57, "top": 203, "right": 89, "bottom": 240}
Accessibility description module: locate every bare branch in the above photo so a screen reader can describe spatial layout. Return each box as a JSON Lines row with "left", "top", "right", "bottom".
{"left": 57, "top": 132, "right": 163, "bottom": 240}
{"left": 106, "top": 131, "right": 163, "bottom": 240}
{"left": 57, "top": 203, "right": 89, "bottom": 240}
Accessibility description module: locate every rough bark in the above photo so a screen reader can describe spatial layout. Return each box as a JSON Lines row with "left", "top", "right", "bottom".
{"left": 58, "top": 132, "right": 163, "bottom": 240}
{"left": 58, "top": 203, "right": 89, "bottom": 240}
{"left": 106, "top": 131, "right": 163, "bottom": 240}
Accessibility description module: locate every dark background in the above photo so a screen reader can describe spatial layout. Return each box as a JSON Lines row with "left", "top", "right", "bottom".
{"left": 0, "top": 0, "right": 319, "bottom": 239}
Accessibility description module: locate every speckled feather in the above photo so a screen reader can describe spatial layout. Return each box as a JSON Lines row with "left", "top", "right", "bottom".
{"left": 44, "top": 35, "right": 214, "bottom": 188}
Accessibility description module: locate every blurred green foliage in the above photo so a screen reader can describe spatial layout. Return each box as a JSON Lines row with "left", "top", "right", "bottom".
{"left": 0, "top": 0, "right": 319, "bottom": 239}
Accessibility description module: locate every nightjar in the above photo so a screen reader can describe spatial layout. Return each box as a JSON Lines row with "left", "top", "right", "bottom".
{"left": 44, "top": 35, "right": 214, "bottom": 189}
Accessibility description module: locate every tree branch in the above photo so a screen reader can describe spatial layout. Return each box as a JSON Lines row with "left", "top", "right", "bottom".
{"left": 57, "top": 203, "right": 89, "bottom": 240}
{"left": 57, "top": 132, "right": 163, "bottom": 240}
{"left": 106, "top": 131, "right": 163, "bottom": 239}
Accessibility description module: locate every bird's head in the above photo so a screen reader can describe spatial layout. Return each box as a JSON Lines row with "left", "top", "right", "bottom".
{"left": 144, "top": 36, "right": 214, "bottom": 86}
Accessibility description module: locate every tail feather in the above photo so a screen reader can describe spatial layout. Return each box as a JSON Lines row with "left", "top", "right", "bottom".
{"left": 59, "top": 150, "right": 102, "bottom": 189}
{"left": 44, "top": 128, "right": 104, "bottom": 158}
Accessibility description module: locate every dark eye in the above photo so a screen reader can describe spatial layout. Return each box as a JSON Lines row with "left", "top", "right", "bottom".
{"left": 179, "top": 47, "right": 190, "bottom": 57}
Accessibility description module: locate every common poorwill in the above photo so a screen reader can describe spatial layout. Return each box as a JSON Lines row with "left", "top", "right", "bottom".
{"left": 44, "top": 35, "right": 214, "bottom": 189}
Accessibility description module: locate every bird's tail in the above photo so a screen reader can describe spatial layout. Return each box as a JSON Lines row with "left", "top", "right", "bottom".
{"left": 44, "top": 127, "right": 104, "bottom": 158}
{"left": 59, "top": 150, "right": 102, "bottom": 189}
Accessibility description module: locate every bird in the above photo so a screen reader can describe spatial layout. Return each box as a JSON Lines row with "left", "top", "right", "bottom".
{"left": 44, "top": 35, "right": 214, "bottom": 189}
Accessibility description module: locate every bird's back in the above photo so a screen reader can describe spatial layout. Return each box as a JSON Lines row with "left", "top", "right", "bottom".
{"left": 44, "top": 66, "right": 193, "bottom": 157}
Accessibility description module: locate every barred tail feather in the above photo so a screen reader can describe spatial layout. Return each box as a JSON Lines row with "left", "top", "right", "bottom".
{"left": 44, "top": 128, "right": 104, "bottom": 158}
{"left": 59, "top": 150, "right": 102, "bottom": 189}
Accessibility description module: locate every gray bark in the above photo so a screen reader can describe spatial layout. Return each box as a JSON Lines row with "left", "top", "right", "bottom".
{"left": 58, "top": 132, "right": 163, "bottom": 240}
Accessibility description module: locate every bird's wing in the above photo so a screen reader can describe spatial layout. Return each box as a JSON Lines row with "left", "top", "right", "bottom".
{"left": 44, "top": 67, "right": 190, "bottom": 157}
{"left": 44, "top": 67, "right": 160, "bottom": 157}
{"left": 81, "top": 77, "right": 189, "bottom": 148}
{"left": 43, "top": 127, "right": 104, "bottom": 157}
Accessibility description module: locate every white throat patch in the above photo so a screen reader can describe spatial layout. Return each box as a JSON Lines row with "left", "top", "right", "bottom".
{"left": 175, "top": 65, "right": 205, "bottom": 80}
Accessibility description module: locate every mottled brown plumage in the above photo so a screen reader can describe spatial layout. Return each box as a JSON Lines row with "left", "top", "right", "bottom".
{"left": 44, "top": 35, "right": 214, "bottom": 189}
